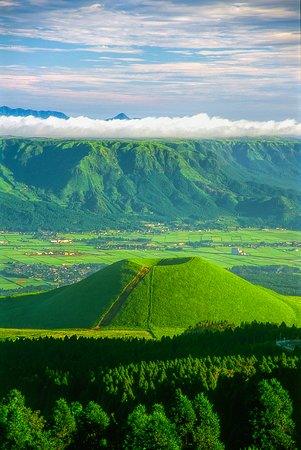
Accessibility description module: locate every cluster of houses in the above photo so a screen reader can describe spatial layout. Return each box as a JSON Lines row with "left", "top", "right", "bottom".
{"left": 26, "top": 250, "right": 81, "bottom": 256}
{"left": 50, "top": 239, "right": 73, "bottom": 244}
{"left": 231, "top": 247, "right": 247, "bottom": 256}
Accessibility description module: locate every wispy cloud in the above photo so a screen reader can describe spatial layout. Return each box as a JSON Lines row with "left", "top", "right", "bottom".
{"left": 0, "top": 113, "right": 300, "bottom": 139}
{"left": 0, "top": 0, "right": 19, "bottom": 7}
{"left": 2, "top": 1, "right": 297, "bottom": 49}
{"left": 0, "top": 0, "right": 299, "bottom": 119}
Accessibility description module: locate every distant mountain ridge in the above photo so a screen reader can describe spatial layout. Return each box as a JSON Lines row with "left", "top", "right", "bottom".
{"left": 0, "top": 106, "right": 69, "bottom": 120}
{"left": 0, "top": 137, "right": 300, "bottom": 231}
{"left": 1, "top": 106, "right": 132, "bottom": 121}
{"left": 106, "top": 113, "right": 130, "bottom": 120}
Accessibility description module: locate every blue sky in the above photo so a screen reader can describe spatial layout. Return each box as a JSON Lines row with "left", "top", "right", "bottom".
{"left": 0, "top": 0, "right": 299, "bottom": 119}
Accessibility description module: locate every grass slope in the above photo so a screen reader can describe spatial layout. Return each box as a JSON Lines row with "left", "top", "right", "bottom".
{"left": 111, "top": 257, "right": 301, "bottom": 330}
{"left": 0, "top": 257, "right": 300, "bottom": 330}
{"left": 0, "top": 260, "right": 144, "bottom": 328}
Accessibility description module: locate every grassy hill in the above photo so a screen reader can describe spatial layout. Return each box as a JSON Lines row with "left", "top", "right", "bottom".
{"left": 0, "top": 138, "right": 300, "bottom": 230}
{"left": 0, "top": 257, "right": 300, "bottom": 331}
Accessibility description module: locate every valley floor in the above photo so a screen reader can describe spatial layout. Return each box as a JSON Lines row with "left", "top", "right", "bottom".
{"left": 0, "top": 228, "right": 300, "bottom": 295}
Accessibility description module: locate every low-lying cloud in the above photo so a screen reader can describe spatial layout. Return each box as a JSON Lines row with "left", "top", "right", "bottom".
{"left": 0, "top": 113, "right": 300, "bottom": 139}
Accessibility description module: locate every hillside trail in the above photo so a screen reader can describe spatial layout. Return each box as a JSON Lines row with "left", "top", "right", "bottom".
{"left": 147, "top": 265, "right": 156, "bottom": 337}
{"left": 95, "top": 266, "right": 151, "bottom": 328}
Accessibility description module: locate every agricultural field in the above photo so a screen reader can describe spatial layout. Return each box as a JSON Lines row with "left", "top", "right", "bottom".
{"left": 0, "top": 327, "right": 152, "bottom": 341}
{"left": 0, "top": 228, "right": 300, "bottom": 294}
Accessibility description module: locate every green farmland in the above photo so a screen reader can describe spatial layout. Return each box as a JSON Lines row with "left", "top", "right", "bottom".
{"left": 0, "top": 327, "right": 152, "bottom": 341}
{"left": 0, "top": 228, "right": 300, "bottom": 293}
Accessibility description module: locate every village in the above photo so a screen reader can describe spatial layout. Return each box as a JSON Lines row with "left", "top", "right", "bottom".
{"left": 0, "top": 262, "right": 105, "bottom": 291}
{"left": 0, "top": 227, "right": 299, "bottom": 297}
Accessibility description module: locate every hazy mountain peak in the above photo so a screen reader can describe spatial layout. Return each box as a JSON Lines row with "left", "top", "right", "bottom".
{"left": 0, "top": 105, "right": 69, "bottom": 120}
{"left": 106, "top": 112, "right": 130, "bottom": 121}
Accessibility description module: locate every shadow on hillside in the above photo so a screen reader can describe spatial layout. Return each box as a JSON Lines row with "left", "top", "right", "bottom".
{"left": 157, "top": 257, "right": 192, "bottom": 266}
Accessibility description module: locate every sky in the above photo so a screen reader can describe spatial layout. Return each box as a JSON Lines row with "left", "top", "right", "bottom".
{"left": 0, "top": 0, "right": 300, "bottom": 120}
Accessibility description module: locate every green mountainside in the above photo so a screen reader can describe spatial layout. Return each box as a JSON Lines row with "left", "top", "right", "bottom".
{"left": 0, "top": 257, "right": 300, "bottom": 330}
{"left": 0, "top": 138, "right": 300, "bottom": 230}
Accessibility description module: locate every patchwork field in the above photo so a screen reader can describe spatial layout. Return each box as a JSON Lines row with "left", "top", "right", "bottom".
{"left": 0, "top": 228, "right": 300, "bottom": 294}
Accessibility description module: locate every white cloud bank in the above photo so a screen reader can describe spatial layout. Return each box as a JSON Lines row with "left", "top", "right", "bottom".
{"left": 0, "top": 113, "right": 300, "bottom": 139}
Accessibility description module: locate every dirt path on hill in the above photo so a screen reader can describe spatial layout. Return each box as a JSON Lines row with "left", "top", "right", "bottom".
{"left": 147, "top": 266, "right": 154, "bottom": 334}
{"left": 96, "top": 266, "right": 151, "bottom": 327}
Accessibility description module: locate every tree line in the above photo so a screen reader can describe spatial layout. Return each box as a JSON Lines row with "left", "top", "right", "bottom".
{"left": 0, "top": 322, "right": 300, "bottom": 448}
{"left": 0, "top": 377, "right": 296, "bottom": 449}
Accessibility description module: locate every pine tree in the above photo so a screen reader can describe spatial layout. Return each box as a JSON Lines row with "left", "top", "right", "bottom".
{"left": 250, "top": 378, "right": 296, "bottom": 449}
{"left": 0, "top": 389, "right": 50, "bottom": 449}
{"left": 76, "top": 401, "right": 110, "bottom": 448}
{"left": 52, "top": 398, "right": 77, "bottom": 449}
{"left": 193, "top": 393, "right": 224, "bottom": 450}
{"left": 171, "top": 389, "right": 196, "bottom": 448}
{"left": 125, "top": 403, "right": 181, "bottom": 450}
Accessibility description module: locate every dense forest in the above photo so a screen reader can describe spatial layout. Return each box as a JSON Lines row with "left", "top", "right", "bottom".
{"left": 0, "top": 322, "right": 300, "bottom": 449}
{"left": 0, "top": 138, "right": 300, "bottom": 230}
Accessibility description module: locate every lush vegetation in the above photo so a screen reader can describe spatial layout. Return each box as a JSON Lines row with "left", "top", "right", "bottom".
{"left": 0, "top": 257, "right": 300, "bottom": 330}
{"left": 1, "top": 136, "right": 300, "bottom": 447}
{"left": 1, "top": 228, "right": 299, "bottom": 294}
{"left": 1, "top": 138, "right": 300, "bottom": 230}
{"left": 0, "top": 322, "right": 300, "bottom": 449}
{"left": 0, "top": 259, "right": 142, "bottom": 328}
{"left": 112, "top": 257, "right": 301, "bottom": 331}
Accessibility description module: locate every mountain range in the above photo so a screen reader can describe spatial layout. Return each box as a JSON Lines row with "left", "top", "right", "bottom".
{"left": 0, "top": 137, "right": 300, "bottom": 230}
{"left": 0, "top": 106, "right": 69, "bottom": 120}
{"left": 0, "top": 106, "right": 130, "bottom": 121}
